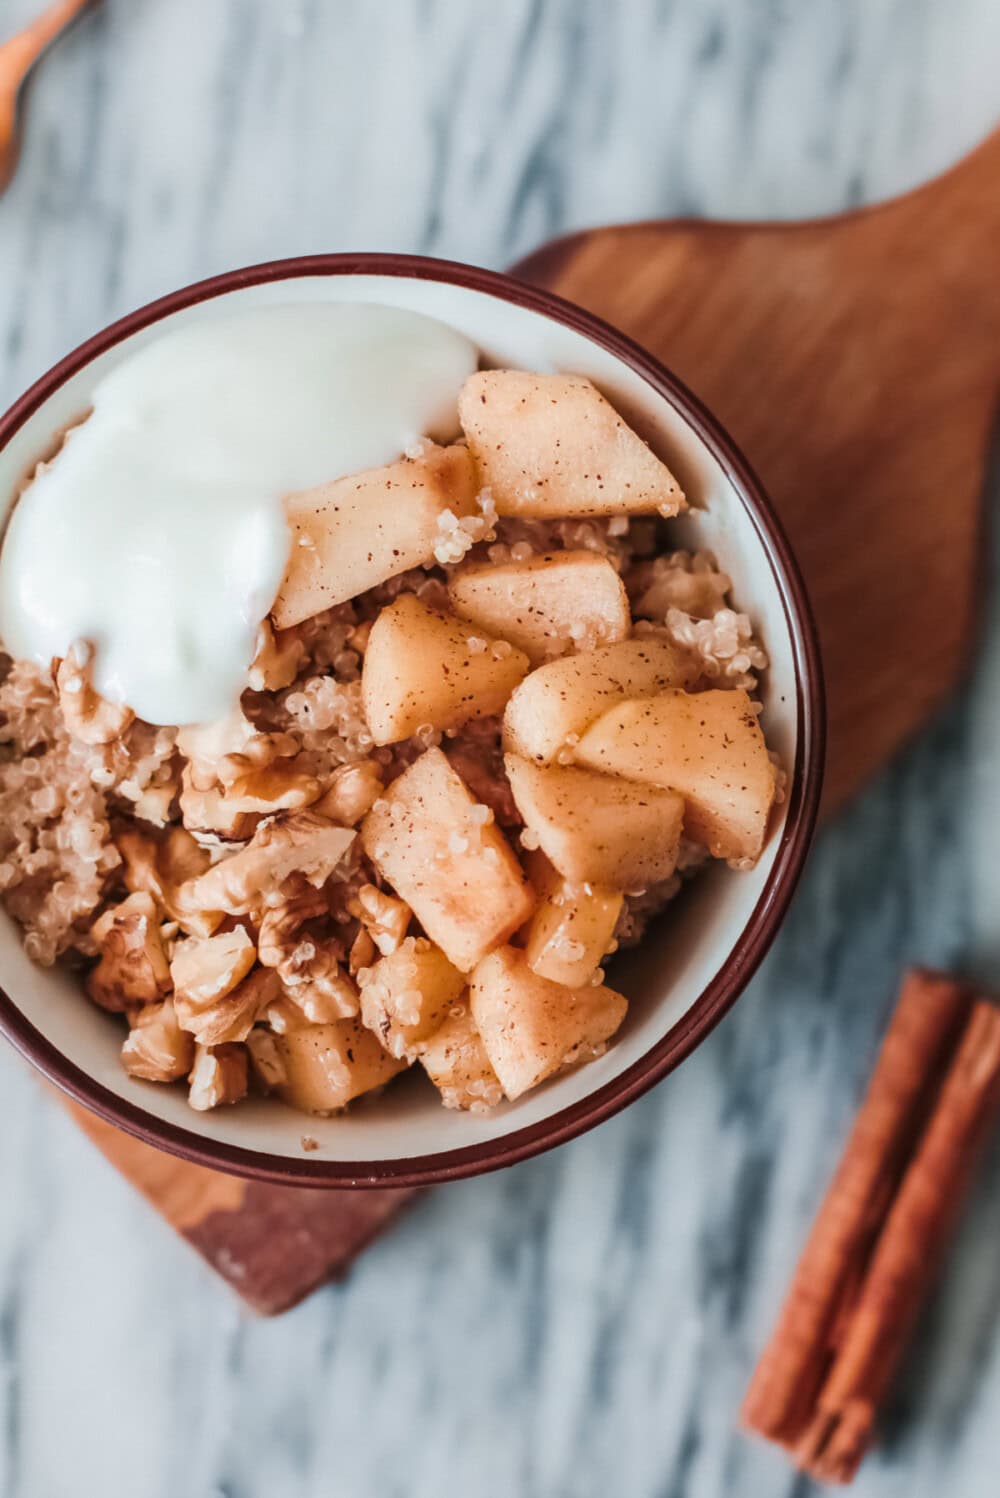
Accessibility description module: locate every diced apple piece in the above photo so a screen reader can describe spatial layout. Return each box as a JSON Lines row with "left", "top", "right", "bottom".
{"left": 574, "top": 688, "right": 776, "bottom": 862}
{"left": 470, "top": 945, "right": 627, "bottom": 1100}
{"left": 417, "top": 999, "right": 504, "bottom": 1111}
{"left": 505, "top": 754, "right": 684, "bottom": 889}
{"left": 503, "top": 636, "right": 697, "bottom": 764}
{"left": 448, "top": 551, "right": 630, "bottom": 665}
{"left": 522, "top": 851, "right": 623, "bottom": 987}
{"left": 458, "top": 370, "right": 685, "bottom": 518}
{"left": 361, "top": 748, "right": 536, "bottom": 972}
{"left": 359, "top": 936, "right": 467, "bottom": 1060}
{"left": 362, "top": 593, "right": 529, "bottom": 745}
{"left": 274, "top": 1017, "right": 407, "bottom": 1115}
{"left": 273, "top": 443, "right": 479, "bottom": 628}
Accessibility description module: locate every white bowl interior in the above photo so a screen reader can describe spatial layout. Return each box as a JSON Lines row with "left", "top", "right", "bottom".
{"left": 0, "top": 272, "right": 801, "bottom": 1167}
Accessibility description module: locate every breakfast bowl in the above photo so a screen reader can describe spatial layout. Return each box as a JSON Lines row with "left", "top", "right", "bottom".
{"left": 0, "top": 253, "right": 823, "bottom": 1186}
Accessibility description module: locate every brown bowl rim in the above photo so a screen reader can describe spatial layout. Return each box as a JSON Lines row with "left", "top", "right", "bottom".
{"left": 0, "top": 251, "right": 825, "bottom": 1188}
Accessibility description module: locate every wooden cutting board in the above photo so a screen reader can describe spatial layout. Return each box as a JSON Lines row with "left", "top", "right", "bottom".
{"left": 69, "top": 130, "right": 1000, "bottom": 1312}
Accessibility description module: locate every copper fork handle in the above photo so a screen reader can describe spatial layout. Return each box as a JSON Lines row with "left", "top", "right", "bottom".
{"left": 0, "top": 0, "right": 97, "bottom": 191}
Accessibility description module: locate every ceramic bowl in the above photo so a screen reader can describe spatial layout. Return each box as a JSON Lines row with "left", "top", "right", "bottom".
{"left": 0, "top": 254, "right": 824, "bottom": 1186}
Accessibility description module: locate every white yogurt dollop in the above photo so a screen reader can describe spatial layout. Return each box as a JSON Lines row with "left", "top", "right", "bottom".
{"left": 0, "top": 303, "right": 477, "bottom": 725}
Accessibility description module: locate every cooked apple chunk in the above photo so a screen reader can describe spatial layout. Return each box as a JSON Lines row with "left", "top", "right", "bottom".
{"left": 522, "top": 852, "right": 623, "bottom": 988}
{"left": 458, "top": 370, "right": 685, "bottom": 518}
{"left": 359, "top": 936, "right": 466, "bottom": 1059}
{"left": 361, "top": 748, "right": 536, "bottom": 972}
{"left": 273, "top": 1018, "right": 407, "bottom": 1114}
{"left": 503, "top": 636, "right": 697, "bottom": 764}
{"left": 470, "top": 945, "right": 627, "bottom": 1100}
{"left": 362, "top": 593, "right": 529, "bottom": 745}
{"left": 273, "top": 442, "right": 479, "bottom": 628}
{"left": 505, "top": 754, "right": 684, "bottom": 890}
{"left": 417, "top": 999, "right": 504, "bottom": 1111}
{"left": 448, "top": 551, "right": 630, "bottom": 665}
{"left": 574, "top": 688, "right": 776, "bottom": 862}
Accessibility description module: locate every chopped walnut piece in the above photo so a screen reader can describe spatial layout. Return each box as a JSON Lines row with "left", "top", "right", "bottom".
{"left": 257, "top": 892, "right": 360, "bottom": 1024}
{"left": 179, "top": 769, "right": 261, "bottom": 841}
{"left": 121, "top": 1000, "right": 194, "bottom": 1082}
{"left": 56, "top": 645, "right": 134, "bottom": 746}
{"left": 261, "top": 956, "right": 359, "bottom": 1027}
{"left": 350, "top": 884, "right": 412, "bottom": 956}
{"left": 188, "top": 1043, "right": 248, "bottom": 1111}
{"left": 257, "top": 885, "right": 329, "bottom": 968}
{"left": 86, "top": 892, "right": 172, "bottom": 1012}
{"left": 286, "top": 958, "right": 358, "bottom": 1021}
{"left": 256, "top": 887, "right": 356, "bottom": 1016}
{"left": 177, "top": 708, "right": 315, "bottom": 837}
{"left": 179, "top": 760, "right": 322, "bottom": 840}
{"left": 179, "top": 812, "right": 356, "bottom": 916}
{"left": 177, "top": 964, "right": 279, "bottom": 1046}
{"left": 115, "top": 823, "right": 222, "bottom": 938}
{"left": 246, "top": 1028, "right": 288, "bottom": 1090}
{"left": 248, "top": 619, "right": 307, "bottom": 692}
{"left": 226, "top": 764, "right": 322, "bottom": 811}
{"left": 171, "top": 927, "right": 257, "bottom": 1014}
{"left": 313, "top": 760, "right": 384, "bottom": 826}
{"left": 262, "top": 993, "right": 314, "bottom": 1034}
{"left": 348, "top": 926, "right": 376, "bottom": 976}
{"left": 177, "top": 708, "right": 299, "bottom": 790}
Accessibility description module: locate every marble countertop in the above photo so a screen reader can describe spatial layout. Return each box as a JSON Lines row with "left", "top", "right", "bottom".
{"left": 2, "top": 3, "right": 999, "bottom": 1495}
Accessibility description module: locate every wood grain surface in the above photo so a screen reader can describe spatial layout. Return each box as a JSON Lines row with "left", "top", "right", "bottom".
{"left": 68, "top": 1105, "right": 419, "bottom": 1314}
{"left": 516, "top": 128, "right": 1000, "bottom": 814}
{"left": 67, "top": 134, "right": 999, "bottom": 1314}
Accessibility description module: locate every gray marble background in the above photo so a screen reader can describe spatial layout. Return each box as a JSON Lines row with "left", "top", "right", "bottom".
{"left": 1, "top": 2, "right": 999, "bottom": 1495}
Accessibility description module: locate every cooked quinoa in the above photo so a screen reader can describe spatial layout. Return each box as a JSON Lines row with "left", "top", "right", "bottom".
{"left": 0, "top": 519, "right": 768, "bottom": 969}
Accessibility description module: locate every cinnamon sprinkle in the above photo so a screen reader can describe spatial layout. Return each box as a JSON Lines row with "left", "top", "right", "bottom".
{"left": 742, "top": 969, "right": 1000, "bottom": 1484}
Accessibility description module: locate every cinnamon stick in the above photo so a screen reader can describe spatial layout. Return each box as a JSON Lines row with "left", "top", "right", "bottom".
{"left": 794, "top": 1000, "right": 1000, "bottom": 1482}
{"left": 742, "top": 970, "right": 972, "bottom": 1442}
{"left": 742, "top": 970, "right": 1000, "bottom": 1484}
